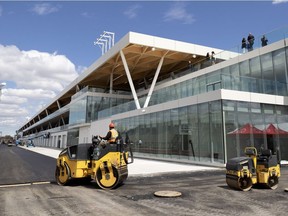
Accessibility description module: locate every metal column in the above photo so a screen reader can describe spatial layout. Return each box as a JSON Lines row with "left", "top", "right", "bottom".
{"left": 143, "top": 56, "right": 164, "bottom": 108}
{"left": 120, "top": 50, "right": 141, "bottom": 109}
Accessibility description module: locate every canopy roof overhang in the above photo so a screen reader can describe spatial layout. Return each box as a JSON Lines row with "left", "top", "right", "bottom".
{"left": 77, "top": 32, "right": 229, "bottom": 92}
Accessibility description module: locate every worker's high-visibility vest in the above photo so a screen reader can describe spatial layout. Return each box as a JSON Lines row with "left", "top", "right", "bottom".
{"left": 109, "top": 129, "right": 119, "bottom": 143}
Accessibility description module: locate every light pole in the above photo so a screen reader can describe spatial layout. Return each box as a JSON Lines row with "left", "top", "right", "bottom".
{"left": 94, "top": 31, "right": 115, "bottom": 55}
{"left": 0, "top": 82, "right": 6, "bottom": 101}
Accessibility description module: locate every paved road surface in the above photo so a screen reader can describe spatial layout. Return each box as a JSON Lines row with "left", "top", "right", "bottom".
{"left": 0, "top": 144, "right": 55, "bottom": 185}
{"left": 1, "top": 144, "right": 288, "bottom": 216}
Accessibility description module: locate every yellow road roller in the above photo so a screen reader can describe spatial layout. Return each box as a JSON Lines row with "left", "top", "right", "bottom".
{"left": 226, "top": 147, "right": 280, "bottom": 191}
{"left": 55, "top": 135, "right": 133, "bottom": 189}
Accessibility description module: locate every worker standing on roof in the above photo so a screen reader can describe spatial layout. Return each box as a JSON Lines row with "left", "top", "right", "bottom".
{"left": 100, "top": 122, "right": 119, "bottom": 144}
{"left": 247, "top": 33, "right": 255, "bottom": 51}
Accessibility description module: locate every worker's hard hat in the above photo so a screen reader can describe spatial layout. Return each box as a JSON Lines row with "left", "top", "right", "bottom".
{"left": 109, "top": 122, "right": 115, "bottom": 128}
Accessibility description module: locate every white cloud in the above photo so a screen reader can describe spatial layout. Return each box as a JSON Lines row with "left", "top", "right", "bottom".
{"left": 124, "top": 4, "right": 142, "bottom": 19}
{"left": 3, "top": 88, "right": 56, "bottom": 100}
{"left": 0, "top": 45, "right": 78, "bottom": 92}
{"left": 272, "top": 0, "right": 288, "bottom": 4}
{"left": 0, "top": 104, "right": 28, "bottom": 117}
{"left": 163, "top": 2, "right": 195, "bottom": 25}
{"left": 1, "top": 92, "right": 27, "bottom": 104}
{"left": 31, "top": 3, "right": 60, "bottom": 15}
{"left": 0, "top": 44, "right": 79, "bottom": 135}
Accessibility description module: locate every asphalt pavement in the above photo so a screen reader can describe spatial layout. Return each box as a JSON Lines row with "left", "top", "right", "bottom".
{"left": 18, "top": 145, "right": 221, "bottom": 176}
{"left": 2, "top": 144, "right": 288, "bottom": 216}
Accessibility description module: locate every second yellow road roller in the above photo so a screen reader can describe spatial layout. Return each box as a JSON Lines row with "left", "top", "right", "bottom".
{"left": 55, "top": 135, "right": 133, "bottom": 189}
{"left": 226, "top": 147, "right": 280, "bottom": 191}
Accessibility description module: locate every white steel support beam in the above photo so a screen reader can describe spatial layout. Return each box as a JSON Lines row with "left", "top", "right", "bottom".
{"left": 120, "top": 50, "right": 141, "bottom": 109}
{"left": 57, "top": 100, "right": 61, "bottom": 109}
{"left": 61, "top": 116, "right": 65, "bottom": 125}
{"left": 110, "top": 72, "right": 113, "bottom": 94}
{"left": 143, "top": 56, "right": 164, "bottom": 108}
{"left": 76, "top": 85, "right": 80, "bottom": 92}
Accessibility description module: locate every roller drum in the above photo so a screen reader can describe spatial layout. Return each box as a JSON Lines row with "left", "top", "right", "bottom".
{"left": 226, "top": 174, "right": 252, "bottom": 191}
{"left": 267, "top": 175, "right": 279, "bottom": 190}
{"left": 95, "top": 165, "right": 128, "bottom": 189}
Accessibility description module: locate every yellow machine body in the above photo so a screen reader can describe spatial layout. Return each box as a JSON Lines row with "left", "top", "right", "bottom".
{"left": 55, "top": 137, "right": 133, "bottom": 189}
{"left": 226, "top": 147, "right": 280, "bottom": 191}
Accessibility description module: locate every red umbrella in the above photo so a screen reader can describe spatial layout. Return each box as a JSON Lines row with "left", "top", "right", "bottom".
{"left": 263, "top": 124, "right": 288, "bottom": 135}
{"left": 228, "top": 123, "right": 263, "bottom": 135}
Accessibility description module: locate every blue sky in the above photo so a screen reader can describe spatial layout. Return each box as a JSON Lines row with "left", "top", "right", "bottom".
{"left": 0, "top": 0, "right": 288, "bottom": 136}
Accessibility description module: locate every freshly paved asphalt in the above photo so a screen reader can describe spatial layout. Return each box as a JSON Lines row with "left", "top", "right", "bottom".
{"left": 1, "top": 143, "right": 288, "bottom": 216}
{"left": 0, "top": 143, "right": 219, "bottom": 186}
{"left": 0, "top": 144, "right": 55, "bottom": 185}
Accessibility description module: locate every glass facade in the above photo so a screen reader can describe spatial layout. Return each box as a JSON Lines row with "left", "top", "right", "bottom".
{"left": 105, "top": 45, "right": 288, "bottom": 163}
{"left": 114, "top": 100, "right": 288, "bottom": 163}
{"left": 18, "top": 27, "right": 288, "bottom": 166}
{"left": 115, "top": 101, "right": 224, "bottom": 164}
{"left": 224, "top": 101, "right": 288, "bottom": 161}
{"left": 69, "top": 92, "right": 132, "bottom": 125}
{"left": 97, "top": 47, "right": 288, "bottom": 120}
{"left": 68, "top": 40, "right": 288, "bottom": 164}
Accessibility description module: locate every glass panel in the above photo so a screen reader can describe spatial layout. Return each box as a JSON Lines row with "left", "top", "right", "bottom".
{"left": 224, "top": 100, "right": 238, "bottom": 159}
{"left": 170, "top": 85, "right": 178, "bottom": 101}
{"left": 67, "top": 129, "right": 79, "bottom": 146}
{"left": 206, "top": 71, "right": 221, "bottom": 91}
{"left": 263, "top": 104, "right": 277, "bottom": 154}
{"left": 251, "top": 103, "right": 261, "bottom": 113}
{"left": 221, "top": 67, "right": 232, "bottom": 90}
{"left": 170, "top": 109, "right": 180, "bottom": 159}
{"left": 192, "top": 77, "right": 199, "bottom": 95}
{"left": 163, "top": 110, "right": 172, "bottom": 159}
{"left": 250, "top": 103, "right": 265, "bottom": 153}
{"left": 156, "top": 111, "right": 164, "bottom": 156}
{"left": 181, "top": 81, "right": 188, "bottom": 98}
{"left": 250, "top": 57, "right": 261, "bottom": 78}
{"left": 176, "top": 83, "right": 181, "bottom": 100}
{"left": 239, "top": 60, "right": 250, "bottom": 77}
{"left": 69, "top": 97, "right": 87, "bottom": 125}
{"left": 250, "top": 56, "right": 262, "bottom": 93}
{"left": 179, "top": 107, "right": 189, "bottom": 159}
{"left": 286, "top": 47, "right": 288, "bottom": 71}
{"left": 230, "top": 64, "right": 240, "bottom": 90}
{"left": 199, "top": 76, "right": 206, "bottom": 94}
{"left": 187, "top": 105, "right": 198, "bottom": 161}
{"left": 239, "top": 60, "right": 250, "bottom": 91}
{"left": 276, "top": 105, "right": 288, "bottom": 160}
{"left": 273, "top": 48, "right": 288, "bottom": 95}
{"left": 198, "top": 103, "right": 210, "bottom": 162}
{"left": 236, "top": 101, "right": 252, "bottom": 156}
{"left": 136, "top": 116, "right": 144, "bottom": 153}
{"left": 210, "top": 101, "right": 224, "bottom": 163}
{"left": 261, "top": 52, "right": 275, "bottom": 94}
{"left": 186, "top": 79, "right": 193, "bottom": 97}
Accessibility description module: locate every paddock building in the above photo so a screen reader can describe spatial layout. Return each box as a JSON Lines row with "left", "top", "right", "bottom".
{"left": 17, "top": 27, "right": 288, "bottom": 165}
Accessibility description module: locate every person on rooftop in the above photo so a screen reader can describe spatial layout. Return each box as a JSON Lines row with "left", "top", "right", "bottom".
{"left": 247, "top": 33, "right": 255, "bottom": 51}
{"left": 261, "top": 35, "right": 268, "bottom": 47}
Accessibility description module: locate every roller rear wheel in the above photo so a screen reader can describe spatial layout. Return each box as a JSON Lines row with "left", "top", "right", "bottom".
{"left": 55, "top": 163, "right": 70, "bottom": 186}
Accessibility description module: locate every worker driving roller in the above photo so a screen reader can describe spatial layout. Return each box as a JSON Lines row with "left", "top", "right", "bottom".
{"left": 100, "top": 122, "right": 119, "bottom": 144}
{"left": 55, "top": 121, "right": 133, "bottom": 190}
